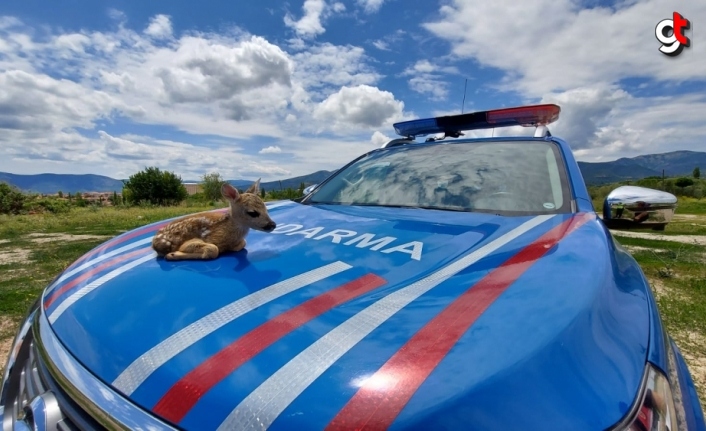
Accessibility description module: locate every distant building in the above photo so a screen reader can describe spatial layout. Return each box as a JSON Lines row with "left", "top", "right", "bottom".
{"left": 184, "top": 183, "right": 203, "bottom": 195}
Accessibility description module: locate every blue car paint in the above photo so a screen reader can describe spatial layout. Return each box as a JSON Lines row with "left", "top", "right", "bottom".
{"left": 268, "top": 216, "right": 649, "bottom": 431}
{"left": 49, "top": 206, "right": 554, "bottom": 386}
{"left": 38, "top": 136, "right": 705, "bottom": 430}
{"left": 45, "top": 206, "right": 649, "bottom": 430}
{"left": 551, "top": 136, "right": 596, "bottom": 213}
{"left": 673, "top": 340, "right": 706, "bottom": 430}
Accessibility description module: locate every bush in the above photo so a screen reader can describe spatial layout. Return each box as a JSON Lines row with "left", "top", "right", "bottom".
{"left": 268, "top": 188, "right": 304, "bottom": 200}
{"left": 676, "top": 177, "right": 695, "bottom": 188}
{"left": 0, "top": 182, "right": 27, "bottom": 214}
{"left": 26, "top": 197, "right": 72, "bottom": 214}
{"left": 122, "top": 167, "right": 188, "bottom": 206}
{"left": 201, "top": 172, "right": 225, "bottom": 202}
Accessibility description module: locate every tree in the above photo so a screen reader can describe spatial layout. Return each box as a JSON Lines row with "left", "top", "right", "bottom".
{"left": 57, "top": 190, "right": 63, "bottom": 198}
{"left": 122, "top": 167, "right": 188, "bottom": 206}
{"left": 694, "top": 167, "right": 701, "bottom": 179}
{"left": 675, "top": 177, "right": 694, "bottom": 188}
{"left": 261, "top": 188, "right": 266, "bottom": 199}
{"left": 0, "top": 182, "right": 26, "bottom": 214}
{"left": 201, "top": 172, "right": 226, "bottom": 201}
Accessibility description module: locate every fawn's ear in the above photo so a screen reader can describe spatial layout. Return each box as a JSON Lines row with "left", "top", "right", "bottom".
{"left": 245, "top": 178, "right": 261, "bottom": 195}
{"left": 221, "top": 183, "right": 241, "bottom": 202}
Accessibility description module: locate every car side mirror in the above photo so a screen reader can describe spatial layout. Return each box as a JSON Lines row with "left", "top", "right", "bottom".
{"left": 602, "top": 186, "right": 677, "bottom": 231}
{"left": 303, "top": 184, "right": 318, "bottom": 195}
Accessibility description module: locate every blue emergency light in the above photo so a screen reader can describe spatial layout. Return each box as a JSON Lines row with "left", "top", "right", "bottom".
{"left": 392, "top": 104, "right": 561, "bottom": 138}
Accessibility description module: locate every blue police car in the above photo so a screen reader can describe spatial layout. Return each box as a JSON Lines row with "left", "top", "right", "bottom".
{"left": 2, "top": 104, "right": 704, "bottom": 430}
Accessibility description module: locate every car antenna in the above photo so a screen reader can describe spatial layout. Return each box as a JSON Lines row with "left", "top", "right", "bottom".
{"left": 461, "top": 78, "right": 468, "bottom": 114}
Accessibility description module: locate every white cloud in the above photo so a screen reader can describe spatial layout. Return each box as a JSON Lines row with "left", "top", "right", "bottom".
{"left": 357, "top": 0, "right": 387, "bottom": 13}
{"left": 419, "top": 0, "right": 706, "bottom": 160}
{"left": 372, "top": 40, "right": 389, "bottom": 51}
{"left": 293, "top": 43, "right": 380, "bottom": 92}
{"left": 423, "top": 0, "right": 706, "bottom": 96}
{"left": 313, "top": 85, "right": 405, "bottom": 130}
{"left": 259, "top": 146, "right": 282, "bottom": 154}
{"left": 541, "top": 85, "right": 630, "bottom": 149}
{"left": 108, "top": 9, "right": 126, "bottom": 22}
{"left": 54, "top": 34, "right": 92, "bottom": 52}
{"left": 403, "top": 60, "right": 459, "bottom": 101}
{"left": 371, "top": 130, "right": 392, "bottom": 146}
{"left": 242, "top": 163, "right": 291, "bottom": 176}
{"left": 574, "top": 93, "right": 706, "bottom": 161}
{"left": 284, "top": 0, "right": 345, "bottom": 39}
{"left": 0, "top": 14, "right": 410, "bottom": 180}
{"left": 408, "top": 76, "right": 448, "bottom": 100}
{"left": 139, "top": 35, "right": 296, "bottom": 125}
{"left": 144, "top": 14, "right": 173, "bottom": 39}
{"left": 0, "top": 70, "right": 131, "bottom": 132}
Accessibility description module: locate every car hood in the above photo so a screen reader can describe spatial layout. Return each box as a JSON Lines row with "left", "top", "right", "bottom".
{"left": 43, "top": 201, "right": 649, "bottom": 430}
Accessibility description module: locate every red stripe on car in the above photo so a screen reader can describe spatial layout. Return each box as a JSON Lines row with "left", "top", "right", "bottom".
{"left": 153, "top": 273, "right": 388, "bottom": 424}
{"left": 326, "top": 213, "right": 593, "bottom": 430}
{"left": 44, "top": 247, "right": 153, "bottom": 309}
{"left": 68, "top": 222, "right": 166, "bottom": 268}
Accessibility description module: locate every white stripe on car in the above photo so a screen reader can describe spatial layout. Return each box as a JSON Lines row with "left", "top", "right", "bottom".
{"left": 113, "top": 261, "right": 354, "bottom": 395}
{"left": 45, "top": 237, "right": 154, "bottom": 297}
{"left": 217, "top": 215, "right": 555, "bottom": 431}
{"left": 48, "top": 252, "right": 158, "bottom": 324}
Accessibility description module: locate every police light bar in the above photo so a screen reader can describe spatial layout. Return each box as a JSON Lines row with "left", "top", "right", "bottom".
{"left": 392, "top": 104, "right": 561, "bottom": 138}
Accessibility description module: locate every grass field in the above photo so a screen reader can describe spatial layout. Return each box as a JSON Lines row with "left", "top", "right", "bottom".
{"left": 1, "top": 200, "right": 705, "bottom": 411}
{"left": 0, "top": 204, "right": 223, "bottom": 366}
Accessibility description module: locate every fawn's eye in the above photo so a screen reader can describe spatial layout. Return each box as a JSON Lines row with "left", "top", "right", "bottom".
{"left": 246, "top": 210, "right": 260, "bottom": 218}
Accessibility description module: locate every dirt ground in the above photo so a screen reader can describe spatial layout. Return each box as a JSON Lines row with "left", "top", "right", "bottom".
{"left": 610, "top": 230, "right": 706, "bottom": 246}
{"left": 0, "top": 249, "right": 32, "bottom": 265}
{"left": 26, "top": 233, "right": 110, "bottom": 244}
{"left": 0, "top": 233, "right": 110, "bottom": 266}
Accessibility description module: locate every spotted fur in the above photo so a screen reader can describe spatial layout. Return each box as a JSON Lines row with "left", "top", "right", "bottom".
{"left": 152, "top": 179, "right": 276, "bottom": 260}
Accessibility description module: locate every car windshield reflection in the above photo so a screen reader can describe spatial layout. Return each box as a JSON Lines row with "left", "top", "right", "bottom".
{"left": 306, "top": 141, "right": 571, "bottom": 215}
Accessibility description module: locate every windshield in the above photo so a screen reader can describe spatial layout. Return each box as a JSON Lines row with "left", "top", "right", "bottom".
{"left": 305, "top": 140, "right": 572, "bottom": 215}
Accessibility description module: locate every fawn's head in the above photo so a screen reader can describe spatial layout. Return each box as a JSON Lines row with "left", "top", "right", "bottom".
{"left": 221, "top": 180, "right": 276, "bottom": 232}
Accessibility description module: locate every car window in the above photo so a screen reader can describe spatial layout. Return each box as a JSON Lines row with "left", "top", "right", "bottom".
{"left": 307, "top": 140, "right": 572, "bottom": 215}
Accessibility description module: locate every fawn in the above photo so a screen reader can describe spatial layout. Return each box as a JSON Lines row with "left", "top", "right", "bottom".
{"left": 152, "top": 180, "right": 276, "bottom": 260}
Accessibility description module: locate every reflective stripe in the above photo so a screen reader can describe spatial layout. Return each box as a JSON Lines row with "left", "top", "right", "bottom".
{"left": 45, "top": 237, "right": 154, "bottom": 298}
{"left": 44, "top": 247, "right": 153, "bottom": 309}
{"left": 153, "top": 273, "right": 387, "bottom": 424}
{"left": 112, "top": 261, "right": 354, "bottom": 395}
{"left": 326, "top": 213, "right": 593, "bottom": 430}
{"left": 266, "top": 201, "right": 295, "bottom": 210}
{"left": 217, "top": 215, "right": 555, "bottom": 431}
{"left": 67, "top": 224, "right": 164, "bottom": 269}
{"left": 48, "top": 252, "right": 157, "bottom": 324}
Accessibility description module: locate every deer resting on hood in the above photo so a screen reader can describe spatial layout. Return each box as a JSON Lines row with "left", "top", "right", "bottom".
{"left": 152, "top": 180, "right": 276, "bottom": 260}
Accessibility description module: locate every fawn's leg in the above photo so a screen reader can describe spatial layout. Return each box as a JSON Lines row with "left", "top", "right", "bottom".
{"left": 166, "top": 238, "right": 219, "bottom": 260}
{"left": 231, "top": 238, "right": 246, "bottom": 252}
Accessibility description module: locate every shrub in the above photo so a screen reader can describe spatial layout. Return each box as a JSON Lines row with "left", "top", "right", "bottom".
{"left": 268, "top": 188, "right": 304, "bottom": 200}
{"left": 676, "top": 177, "right": 695, "bottom": 188}
{"left": 24, "top": 197, "right": 72, "bottom": 214}
{"left": 0, "top": 182, "right": 27, "bottom": 214}
{"left": 201, "top": 172, "right": 225, "bottom": 202}
{"left": 122, "top": 167, "right": 188, "bottom": 206}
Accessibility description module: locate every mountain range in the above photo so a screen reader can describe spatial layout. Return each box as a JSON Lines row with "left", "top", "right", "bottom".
{"left": 2, "top": 150, "right": 704, "bottom": 194}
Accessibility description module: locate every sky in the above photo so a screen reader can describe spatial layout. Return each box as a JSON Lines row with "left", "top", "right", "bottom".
{"left": 0, "top": 0, "right": 705, "bottom": 181}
